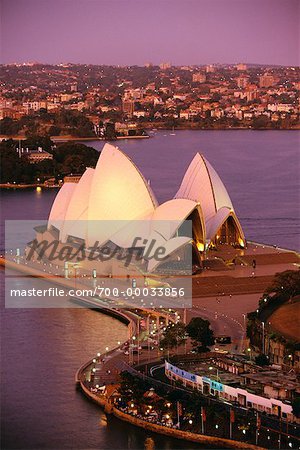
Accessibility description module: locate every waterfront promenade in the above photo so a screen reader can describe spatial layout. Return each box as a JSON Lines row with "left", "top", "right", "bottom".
{"left": 75, "top": 317, "right": 300, "bottom": 450}
{"left": 2, "top": 241, "right": 299, "bottom": 448}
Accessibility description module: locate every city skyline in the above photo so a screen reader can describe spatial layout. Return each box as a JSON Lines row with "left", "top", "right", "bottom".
{"left": 1, "top": 0, "right": 299, "bottom": 67}
{"left": 2, "top": 62, "right": 299, "bottom": 68}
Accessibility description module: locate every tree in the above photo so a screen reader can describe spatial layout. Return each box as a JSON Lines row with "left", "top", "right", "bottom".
{"left": 48, "top": 125, "right": 61, "bottom": 136}
{"left": 255, "top": 354, "right": 269, "bottom": 366}
{"left": 0, "top": 138, "right": 100, "bottom": 183}
{"left": 118, "top": 371, "right": 150, "bottom": 405}
{"left": 54, "top": 110, "right": 95, "bottom": 137}
{"left": 34, "top": 159, "right": 56, "bottom": 180}
{"left": 23, "top": 135, "right": 54, "bottom": 152}
{"left": 52, "top": 142, "right": 99, "bottom": 175}
{"left": 159, "top": 322, "right": 186, "bottom": 350}
{"left": 104, "top": 122, "right": 117, "bottom": 140}
{"left": 62, "top": 154, "right": 87, "bottom": 174}
{"left": 0, "top": 140, "right": 37, "bottom": 183}
{"left": 265, "top": 270, "right": 300, "bottom": 301}
{"left": 252, "top": 115, "right": 269, "bottom": 129}
{"left": 0, "top": 117, "right": 21, "bottom": 135}
{"left": 186, "top": 317, "right": 214, "bottom": 352}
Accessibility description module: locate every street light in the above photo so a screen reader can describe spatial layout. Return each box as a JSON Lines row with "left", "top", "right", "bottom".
{"left": 262, "top": 321, "right": 265, "bottom": 354}
{"left": 247, "top": 347, "right": 252, "bottom": 361}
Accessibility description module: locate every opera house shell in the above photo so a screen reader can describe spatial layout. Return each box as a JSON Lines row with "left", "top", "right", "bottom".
{"left": 46, "top": 143, "right": 245, "bottom": 273}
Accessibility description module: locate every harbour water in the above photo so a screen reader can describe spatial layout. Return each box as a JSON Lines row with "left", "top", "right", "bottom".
{"left": 1, "top": 130, "right": 299, "bottom": 449}
{"left": 89, "top": 129, "right": 300, "bottom": 251}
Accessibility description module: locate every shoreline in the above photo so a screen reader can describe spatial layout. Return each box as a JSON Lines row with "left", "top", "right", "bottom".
{"left": 0, "top": 127, "right": 299, "bottom": 143}
{"left": 74, "top": 304, "right": 262, "bottom": 450}
{"left": 1, "top": 250, "right": 298, "bottom": 448}
{"left": 73, "top": 302, "right": 261, "bottom": 449}
{"left": 79, "top": 378, "right": 264, "bottom": 450}
{"left": 0, "top": 134, "right": 150, "bottom": 143}
{"left": 0, "top": 183, "right": 60, "bottom": 189}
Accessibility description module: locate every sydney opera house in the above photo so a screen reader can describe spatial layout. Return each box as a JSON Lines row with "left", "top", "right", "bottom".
{"left": 31, "top": 143, "right": 245, "bottom": 275}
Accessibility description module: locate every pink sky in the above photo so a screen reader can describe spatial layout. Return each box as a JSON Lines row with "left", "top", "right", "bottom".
{"left": 1, "top": 0, "right": 299, "bottom": 66}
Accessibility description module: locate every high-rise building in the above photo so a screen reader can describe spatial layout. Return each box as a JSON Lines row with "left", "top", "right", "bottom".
{"left": 206, "top": 64, "right": 215, "bottom": 73}
{"left": 236, "top": 63, "right": 247, "bottom": 71}
{"left": 236, "top": 76, "right": 249, "bottom": 88}
{"left": 159, "top": 62, "right": 171, "bottom": 70}
{"left": 122, "top": 99, "right": 135, "bottom": 117}
{"left": 192, "top": 72, "right": 206, "bottom": 83}
{"left": 259, "top": 74, "right": 275, "bottom": 88}
{"left": 70, "top": 83, "right": 78, "bottom": 92}
{"left": 245, "top": 89, "right": 259, "bottom": 102}
{"left": 124, "top": 88, "right": 143, "bottom": 101}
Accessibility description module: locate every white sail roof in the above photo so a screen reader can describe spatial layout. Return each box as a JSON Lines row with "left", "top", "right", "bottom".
{"left": 205, "top": 207, "right": 232, "bottom": 242}
{"left": 204, "top": 158, "right": 233, "bottom": 212}
{"left": 87, "top": 143, "right": 158, "bottom": 245}
{"left": 175, "top": 153, "right": 233, "bottom": 221}
{"left": 60, "top": 168, "right": 95, "bottom": 242}
{"left": 110, "top": 199, "right": 203, "bottom": 253}
{"left": 47, "top": 144, "right": 245, "bottom": 259}
{"left": 148, "top": 198, "right": 202, "bottom": 243}
{"left": 147, "top": 236, "right": 192, "bottom": 272}
{"left": 206, "top": 207, "right": 245, "bottom": 244}
{"left": 110, "top": 217, "right": 152, "bottom": 249}
{"left": 48, "top": 183, "right": 77, "bottom": 231}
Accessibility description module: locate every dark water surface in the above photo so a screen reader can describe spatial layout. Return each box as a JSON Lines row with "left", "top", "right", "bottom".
{"left": 1, "top": 130, "right": 299, "bottom": 449}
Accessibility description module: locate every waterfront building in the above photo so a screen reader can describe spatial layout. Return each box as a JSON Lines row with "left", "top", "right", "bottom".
{"left": 39, "top": 143, "right": 245, "bottom": 275}
{"left": 122, "top": 99, "right": 135, "bottom": 117}
{"left": 21, "top": 148, "right": 53, "bottom": 163}
{"left": 63, "top": 175, "right": 82, "bottom": 183}
{"left": 23, "top": 101, "right": 47, "bottom": 113}
{"left": 165, "top": 359, "right": 299, "bottom": 421}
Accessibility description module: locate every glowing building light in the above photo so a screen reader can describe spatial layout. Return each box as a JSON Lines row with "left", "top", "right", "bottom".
{"left": 196, "top": 242, "right": 204, "bottom": 252}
